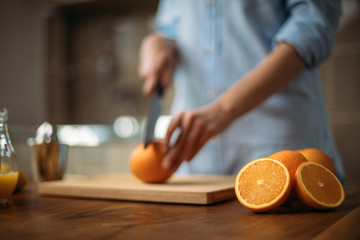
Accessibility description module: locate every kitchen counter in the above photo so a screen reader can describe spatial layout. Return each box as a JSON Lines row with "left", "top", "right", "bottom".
{"left": 1, "top": 182, "right": 360, "bottom": 240}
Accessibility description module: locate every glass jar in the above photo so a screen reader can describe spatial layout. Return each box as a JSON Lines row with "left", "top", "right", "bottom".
{"left": 0, "top": 107, "right": 19, "bottom": 204}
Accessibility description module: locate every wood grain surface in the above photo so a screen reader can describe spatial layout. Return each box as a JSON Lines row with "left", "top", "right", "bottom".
{"left": 314, "top": 205, "right": 360, "bottom": 240}
{"left": 1, "top": 181, "right": 359, "bottom": 240}
{"left": 37, "top": 173, "right": 236, "bottom": 204}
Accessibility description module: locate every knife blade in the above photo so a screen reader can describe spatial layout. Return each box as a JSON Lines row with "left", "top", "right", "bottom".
{"left": 144, "top": 82, "right": 163, "bottom": 148}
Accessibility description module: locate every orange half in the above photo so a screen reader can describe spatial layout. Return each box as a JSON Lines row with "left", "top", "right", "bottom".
{"left": 295, "top": 162, "right": 345, "bottom": 210}
{"left": 235, "top": 158, "right": 291, "bottom": 212}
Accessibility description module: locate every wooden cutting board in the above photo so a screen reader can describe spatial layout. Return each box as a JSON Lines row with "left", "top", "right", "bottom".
{"left": 37, "top": 173, "right": 236, "bottom": 205}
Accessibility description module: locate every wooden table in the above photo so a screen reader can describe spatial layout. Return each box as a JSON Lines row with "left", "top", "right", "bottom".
{"left": 1, "top": 182, "right": 360, "bottom": 240}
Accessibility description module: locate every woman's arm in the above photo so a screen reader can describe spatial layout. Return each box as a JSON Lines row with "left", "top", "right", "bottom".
{"left": 218, "top": 42, "right": 305, "bottom": 121}
{"left": 163, "top": 42, "right": 306, "bottom": 172}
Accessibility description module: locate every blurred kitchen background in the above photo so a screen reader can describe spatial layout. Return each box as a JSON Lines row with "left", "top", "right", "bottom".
{"left": 0, "top": 0, "right": 359, "bottom": 183}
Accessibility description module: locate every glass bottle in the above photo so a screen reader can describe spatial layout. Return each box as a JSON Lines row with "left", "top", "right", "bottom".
{"left": 0, "top": 107, "right": 19, "bottom": 204}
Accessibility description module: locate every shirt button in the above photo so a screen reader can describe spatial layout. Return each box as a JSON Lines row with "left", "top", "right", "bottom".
{"left": 207, "top": 90, "right": 215, "bottom": 99}
{"left": 205, "top": 44, "right": 214, "bottom": 52}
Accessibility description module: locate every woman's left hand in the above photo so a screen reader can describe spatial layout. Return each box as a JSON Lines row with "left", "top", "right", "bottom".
{"left": 162, "top": 101, "right": 234, "bottom": 173}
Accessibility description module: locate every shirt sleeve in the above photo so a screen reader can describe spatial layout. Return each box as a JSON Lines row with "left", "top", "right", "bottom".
{"left": 155, "top": 0, "right": 180, "bottom": 40}
{"left": 272, "top": 0, "right": 342, "bottom": 67}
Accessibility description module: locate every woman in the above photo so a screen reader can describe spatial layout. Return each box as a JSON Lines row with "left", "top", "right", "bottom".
{"left": 138, "top": 0, "right": 345, "bottom": 182}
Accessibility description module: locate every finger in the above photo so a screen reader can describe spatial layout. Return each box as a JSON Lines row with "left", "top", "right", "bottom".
{"left": 163, "top": 117, "right": 191, "bottom": 172}
{"left": 163, "top": 112, "right": 195, "bottom": 172}
{"left": 160, "top": 59, "right": 175, "bottom": 89}
{"left": 138, "top": 45, "right": 152, "bottom": 78}
{"left": 163, "top": 113, "right": 184, "bottom": 152}
{"left": 163, "top": 147, "right": 183, "bottom": 174}
{"left": 142, "top": 76, "right": 158, "bottom": 96}
{"left": 168, "top": 112, "right": 194, "bottom": 151}
{"left": 183, "top": 119, "right": 204, "bottom": 161}
{"left": 186, "top": 129, "right": 214, "bottom": 161}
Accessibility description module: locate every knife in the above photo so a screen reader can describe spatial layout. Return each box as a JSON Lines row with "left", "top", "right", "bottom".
{"left": 144, "top": 82, "right": 163, "bottom": 148}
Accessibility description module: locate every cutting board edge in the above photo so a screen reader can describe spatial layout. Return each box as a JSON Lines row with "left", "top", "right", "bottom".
{"left": 206, "top": 188, "right": 237, "bottom": 204}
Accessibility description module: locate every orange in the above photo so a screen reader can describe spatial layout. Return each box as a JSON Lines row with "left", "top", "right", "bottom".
{"left": 295, "top": 162, "right": 345, "bottom": 210}
{"left": 297, "top": 148, "right": 337, "bottom": 175}
{"left": 268, "top": 150, "right": 308, "bottom": 204}
{"left": 129, "top": 141, "right": 172, "bottom": 183}
{"left": 235, "top": 158, "right": 291, "bottom": 212}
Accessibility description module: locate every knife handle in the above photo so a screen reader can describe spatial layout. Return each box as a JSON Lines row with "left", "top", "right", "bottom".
{"left": 156, "top": 82, "right": 164, "bottom": 97}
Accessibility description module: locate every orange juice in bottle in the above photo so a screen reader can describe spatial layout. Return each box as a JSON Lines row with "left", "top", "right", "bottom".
{"left": 0, "top": 108, "right": 19, "bottom": 204}
{"left": 0, "top": 171, "right": 18, "bottom": 202}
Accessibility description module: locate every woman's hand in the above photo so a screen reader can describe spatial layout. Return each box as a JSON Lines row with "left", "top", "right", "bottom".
{"left": 161, "top": 42, "right": 305, "bottom": 173}
{"left": 138, "top": 33, "right": 178, "bottom": 96}
{"left": 162, "top": 101, "right": 236, "bottom": 173}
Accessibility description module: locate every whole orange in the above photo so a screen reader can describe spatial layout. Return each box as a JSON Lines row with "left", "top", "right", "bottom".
{"left": 297, "top": 148, "right": 337, "bottom": 175}
{"left": 129, "top": 141, "right": 172, "bottom": 183}
{"left": 268, "top": 150, "right": 308, "bottom": 204}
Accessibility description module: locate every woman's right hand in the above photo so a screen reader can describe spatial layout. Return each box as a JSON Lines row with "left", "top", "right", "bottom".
{"left": 138, "top": 34, "right": 178, "bottom": 96}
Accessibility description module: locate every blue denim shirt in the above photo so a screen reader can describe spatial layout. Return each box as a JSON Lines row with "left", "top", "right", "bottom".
{"left": 156, "top": 0, "right": 345, "bottom": 182}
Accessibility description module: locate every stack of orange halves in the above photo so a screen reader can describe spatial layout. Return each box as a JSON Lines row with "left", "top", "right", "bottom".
{"left": 234, "top": 148, "right": 345, "bottom": 212}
